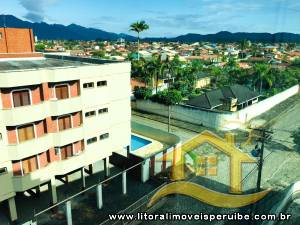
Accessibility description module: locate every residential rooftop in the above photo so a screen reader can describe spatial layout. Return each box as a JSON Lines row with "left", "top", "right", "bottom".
{"left": 0, "top": 55, "right": 121, "bottom": 72}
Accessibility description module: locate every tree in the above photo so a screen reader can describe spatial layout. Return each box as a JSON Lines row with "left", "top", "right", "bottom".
{"left": 151, "top": 90, "right": 182, "bottom": 105}
{"left": 133, "top": 87, "right": 152, "bottom": 100}
{"left": 253, "top": 63, "right": 272, "bottom": 94}
{"left": 145, "top": 55, "right": 163, "bottom": 94}
{"left": 291, "top": 58, "right": 300, "bottom": 67}
{"left": 292, "top": 128, "right": 300, "bottom": 149}
{"left": 35, "top": 43, "right": 45, "bottom": 51}
{"left": 129, "top": 21, "right": 149, "bottom": 61}
{"left": 92, "top": 50, "right": 106, "bottom": 58}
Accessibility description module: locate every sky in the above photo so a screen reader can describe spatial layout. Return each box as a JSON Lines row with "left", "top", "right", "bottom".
{"left": 1, "top": 0, "right": 300, "bottom": 37}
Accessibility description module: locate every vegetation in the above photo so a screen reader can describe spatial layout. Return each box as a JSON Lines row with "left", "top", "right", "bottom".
{"left": 129, "top": 21, "right": 149, "bottom": 61}
{"left": 133, "top": 87, "right": 152, "bottom": 100}
{"left": 292, "top": 128, "right": 300, "bottom": 148}
{"left": 131, "top": 51, "right": 300, "bottom": 105}
{"left": 35, "top": 43, "right": 46, "bottom": 51}
{"left": 151, "top": 90, "right": 183, "bottom": 105}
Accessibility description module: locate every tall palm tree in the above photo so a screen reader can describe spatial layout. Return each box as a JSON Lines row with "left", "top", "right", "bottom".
{"left": 253, "top": 63, "right": 272, "bottom": 94}
{"left": 129, "top": 21, "right": 149, "bottom": 61}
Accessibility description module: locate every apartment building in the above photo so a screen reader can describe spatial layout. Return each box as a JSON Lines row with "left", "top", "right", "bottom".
{"left": 0, "top": 28, "right": 131, "bottom": 223}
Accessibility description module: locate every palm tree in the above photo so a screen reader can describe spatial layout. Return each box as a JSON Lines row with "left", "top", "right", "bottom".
{"left": 253, "top": 63, "right": 272, "bottom": 94}
{"left": 129, "top": 21, "right": 149, "bottom": 61}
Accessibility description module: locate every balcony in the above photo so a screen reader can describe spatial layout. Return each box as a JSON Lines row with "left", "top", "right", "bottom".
{"left": 52, "top": 126, "right": 84, "bottom": 147}
{"left": 48, "top": 96, "right": 82, "bottom": 116}
{"left": 7, "top": 135, "right": 52, "bottom": 160}
{"left": 7, "top": 126, "right": 84, "bottom": 160}
{"left": 0, "top": 96, "right": 82, "bottom": 126}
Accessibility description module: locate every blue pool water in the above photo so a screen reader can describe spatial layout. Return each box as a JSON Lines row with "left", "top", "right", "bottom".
{"left": 131, "top": 135, "right": 151, "bottom": 151}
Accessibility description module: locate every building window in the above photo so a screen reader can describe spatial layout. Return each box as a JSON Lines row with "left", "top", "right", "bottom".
{"left": 55, "top": 84, "right": 69, "bottom": 100}
{"left": 97, "top": 81, "right": 107, "bottom": 87}
{"left": 58, "top": 115, "right": 72, "bottom": 131}
{"left": 100, "top": 133, "right": 109, "bottom": 140}
{"left": 22, "top": 156, "right": 38, "bottom": 175}
{"left": 83, "top": 82, "right": 94, "bottom": 89}
{"left": 17, "top": 124, "right": 35, "bottom": 143}
{"left": 0, "top": 32, "right": 2, "bottom": 39}
{"left": 60, "top": 144, "right": 73, "bottom": 160}
{"left": 98, "top": 108, "right": 108, "bottom": 114}
{"left": 12, "top": 89, "right": 31, "bottom": 107}
{"left": 0, "top": 167, "right": 7, "bottom": 175}
{"left": 85, "top": 111, "right": 96, "bottom": 118}
{"left": 87, "top": 137, "right": 97, "bottom": 145}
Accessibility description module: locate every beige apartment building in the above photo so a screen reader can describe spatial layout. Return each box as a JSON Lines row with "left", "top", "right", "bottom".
{"left": 0, "top": 28, "right": 131, "bottom": 223}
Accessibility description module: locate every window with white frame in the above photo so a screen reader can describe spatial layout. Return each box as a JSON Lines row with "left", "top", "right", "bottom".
{"left": 17, "top": 124, "right": 35, "bottom": 143}
{"left": 12, "top": 89, "right": 31, "bottom": 107}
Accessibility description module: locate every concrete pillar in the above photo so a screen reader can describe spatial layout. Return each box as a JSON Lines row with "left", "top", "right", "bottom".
{"left": 49, "top": 177, "right": 58, "bottom": 204}
{"left": 141, "top": 159, "right": 150, "bottom": 183}
{"left": 8, "top": 197, "right": 18, "bottom": 222}
{"left": 104, "top": 157, "right": 110, "bottom": 178}
{"left": 65, "top": 201, "right": 72, "bottom": 225}
{"left": 81, "top": 168, "right": 86, "bottom": 190}
{"left": 122, "top": 171, "right": 127, "bottom": 195}
{"left": 96, "top": 184, "right": 103, "bottom": 209}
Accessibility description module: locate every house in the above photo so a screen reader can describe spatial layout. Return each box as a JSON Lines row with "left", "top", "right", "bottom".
{"left": 186, "top": 54, "right": 222, "bottom": 63}
{"left": 195, "top": 73, "right": 211, "bottom": 89}
{"left": 0, "top": 28, "right": 131, "bottom": 223}
{"left": 186, "top": 84, "right": 260, "bottom": 112}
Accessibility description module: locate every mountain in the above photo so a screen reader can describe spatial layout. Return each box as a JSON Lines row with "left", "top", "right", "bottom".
{"left": 1, "top": 15, "right": 300, "bottom": 42}
{"left": 167, "top": 31, "right": 300, "bottom": 43}
{"left": 0, "top": 15, "right": 136, "bottom": 41}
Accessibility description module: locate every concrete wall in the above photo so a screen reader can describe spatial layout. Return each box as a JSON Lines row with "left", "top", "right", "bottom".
{"left": 135, "top": 84, "right": 299, "bottom": 130}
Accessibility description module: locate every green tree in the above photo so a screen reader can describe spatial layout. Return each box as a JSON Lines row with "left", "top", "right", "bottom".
{"left": 35, "top": 43, "right": 45, "bottom": 51}
{"left": 292, "top": 127, "right": 300, "bottom": 148}
{"left": 92, "top": 50, "right": 106, "bottom": 58}
{"left": 129, "top": 21, "right": 149, "bottom": 61}
{"left": 131, "top": 60, "right": 152, "bottom": 85}
{"left": 133, "top": 87, "right": 152, "bottom": 100}
{"left": 291, "top": 58, "right": 300, "bottom": 67}
{"left": 151, "top": 90, "right": 182, "bottom": 105}
{"left": 145, "top": 55, "right": 163, "bottom": 94}
{"left": 253, "top": 63, "right": 272, "bottom": 94}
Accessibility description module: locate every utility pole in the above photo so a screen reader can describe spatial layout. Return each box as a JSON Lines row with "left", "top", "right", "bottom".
{"left": 252, "top": 128, "right": 273, "bottom": 192}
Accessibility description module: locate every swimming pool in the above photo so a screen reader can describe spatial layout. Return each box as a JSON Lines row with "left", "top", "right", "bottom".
{"left": 131, "top": 135, "right": 152, "bottom": 151}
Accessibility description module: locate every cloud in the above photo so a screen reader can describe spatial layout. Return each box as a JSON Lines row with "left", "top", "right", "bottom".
{"left": 19, "top": 0, "right": 58, "bottom": 22}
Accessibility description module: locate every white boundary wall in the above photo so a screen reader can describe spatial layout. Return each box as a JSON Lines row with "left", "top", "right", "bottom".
{"left": 135, "top": 85, "right": 299, "bottom": 130}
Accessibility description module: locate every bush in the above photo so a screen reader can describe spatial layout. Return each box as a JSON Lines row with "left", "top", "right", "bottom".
{"left": 133, "top": 87, "right": 152, "bottom": 100}
{"left": 151, "top": 90, "right": 182, "bottom": 105}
